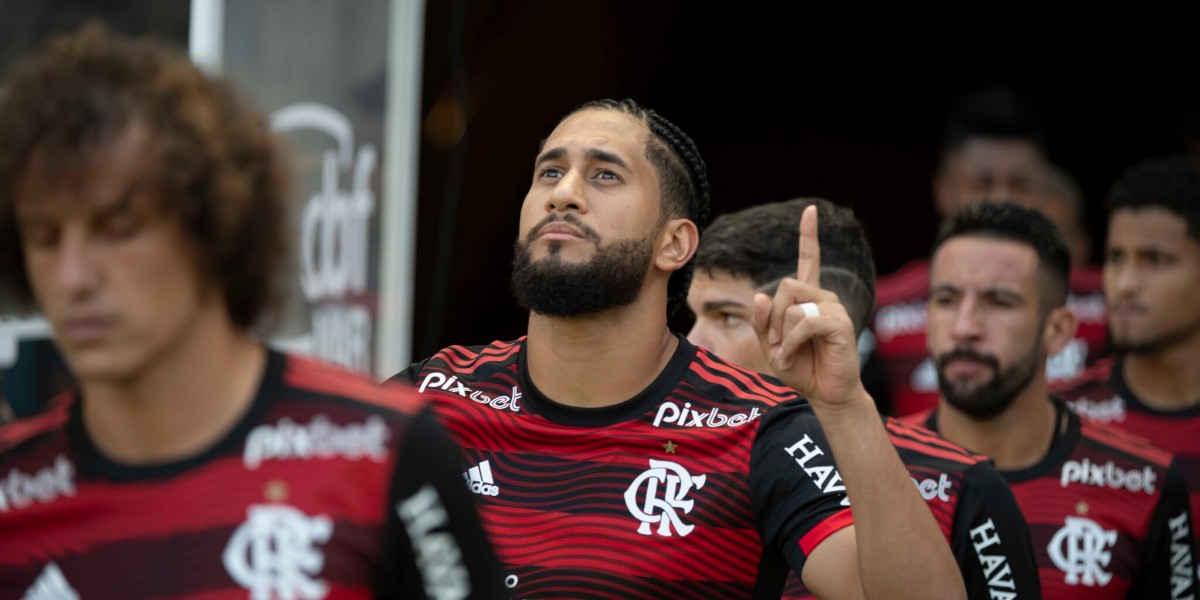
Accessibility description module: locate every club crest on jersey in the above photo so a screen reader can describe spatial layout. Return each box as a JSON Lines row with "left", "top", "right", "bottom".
{"left": 1060, "top": 458, "right": 1157, "bottom": 494}
{"left": 0, "top": 455, "right": 74, "bottom": 513}
{"left": 418, "top": 372, "right": 522, "bottom": 413}
{"left": 652, "top": 401, "right": 761, "bottom": 429}
{"left": 784, "top": 435, "right": 850, "bottom": 506}
{"left": 1066, "top": 395, "right": 1126, "bottom": 424}
{"left": 1048, "top": 516, "right": 1117, "bottom": 587}
{"left": 223, "top": 504, "right": 333, "bottom": 599}
{"left": 243, "top": 414, "right": 390, "bottom": 470}
{"left": 625, "top": 459, "right": 707, "bottom": 537}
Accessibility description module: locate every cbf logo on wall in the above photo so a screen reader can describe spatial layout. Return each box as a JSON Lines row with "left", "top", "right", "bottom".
{"left": 271, "top": 103, "right": 378, "bottom": 374}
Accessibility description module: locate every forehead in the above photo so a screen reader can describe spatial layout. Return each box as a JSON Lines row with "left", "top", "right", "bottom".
{"left": 953, "top": 138, "right": 1042, "bottom": 173}
{"left": 689, "top": 271, "right": 757, "bottom": 305}
{"left": 542, "top": 108, "right": 649, "bottom": 159}
{"left": 1108, "top": 207, "right": 1192, "bottom": 245}
{"left": 931, "top": 236, "right": 1040, "bottom": 289}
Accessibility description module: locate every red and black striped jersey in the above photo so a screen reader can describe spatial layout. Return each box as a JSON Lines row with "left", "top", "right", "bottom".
{"left": 0, "top": 349, "right": 506, "bottom": 599}
{"left": 783, "top": 418, "right": 1042, "bottom": 600}
{"left": 392, "top": 336, "right": 854, "bottom": 599}
{"left": 1053, "top": 355, "right": 1200, "bottom": 585}
{"left": 920, "top": 402, "right": 1198, "bottom": 599}
{"left": 870, "top": 259, "right": 1109, "bottom": 417}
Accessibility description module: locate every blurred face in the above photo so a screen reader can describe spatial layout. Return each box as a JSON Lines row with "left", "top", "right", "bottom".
{"left": 15, "top": 122, "right": 218, "bottom": 384}
{"left": 686, "top": 271, "right": 769, "bottom": 374}
{"left": 512, "top": 108, "right": 665, "bottom": 316}
{"left": 928, "top": 237, "right": 1046, "bottom": 419}
{"left": 935, "top": 139, "right": 1046, "bottom": 217}
{"left": 1105, "top": 208, "right": 1200, "bottom": 354}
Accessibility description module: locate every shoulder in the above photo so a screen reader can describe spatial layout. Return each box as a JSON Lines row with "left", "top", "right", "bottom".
{"left": 1049, "top": 356, "right": 1116, "bottom": 397}
{"left": 687, "top": 346, "right": 801, "bottom": 411}
{"left": 884, "top": 417, "right": 988, "bottom": 469}
{"left": 0, "top": 391, "right": 73, "bottom": 456}
{"left": 1077, "top": 417, "right": 1173, "bottom": 470}
{"left": 280, "top": 352, "right": 427, "bottom": 418}
{"left": 400, "top": 339, "right": 522, "bottom": 380}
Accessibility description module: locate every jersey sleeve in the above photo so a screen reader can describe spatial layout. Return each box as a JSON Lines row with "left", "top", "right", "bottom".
{"left": 953, "top": 460, "right": 1043, "bottom": 599}
{"left": 1127, "top": 459, "right": 1198, "bottom": 599}
{"left": 379, "top": 405, "right": 509, "bottom": 599}
{"left": 750, "top": 399, "right": 854, "bottom": 584}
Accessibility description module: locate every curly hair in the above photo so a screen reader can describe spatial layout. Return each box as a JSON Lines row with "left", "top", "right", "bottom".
{"left": 0, "top": 23, "right": 289, "bottom": 329}
{"left": 548, "top": 98, "right": 711, "bottom": 319}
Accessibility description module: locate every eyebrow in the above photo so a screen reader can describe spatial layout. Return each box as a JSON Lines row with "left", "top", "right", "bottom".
{"left": 702, "top": 300, "right": 748, "bottom": 312}
{"left": 534, "top": 147, "right": 631, "bottom": 171}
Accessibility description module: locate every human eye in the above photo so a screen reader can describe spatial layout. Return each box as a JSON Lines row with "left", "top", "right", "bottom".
{"left": 720, "top": 312, "right": 746, "bottom": 328}
{"left": 20, "top": 221, "right": 59, "bottom": 250}
{"left": 594, "top": 168, "right": 620, "bottom": 182}
{"left": 538, "top": 166, "right": 563, "bottom": 179}
{"left": 929, "top": 290, "right": 956, "bottom": 307}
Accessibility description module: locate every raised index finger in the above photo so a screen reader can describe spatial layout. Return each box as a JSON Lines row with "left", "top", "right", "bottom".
{"left": 797, "top": 204, "right": 821, "bottom": 286}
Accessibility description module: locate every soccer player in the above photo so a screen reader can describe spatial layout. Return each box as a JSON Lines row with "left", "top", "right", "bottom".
{"left": 689, "top": 197, "right": 1040, "bottom": 599}
{"left": 914, "top": 200, "right": 1197, "bottom": 598}
{"left": 0, "top": 25, "right": 505, "bottom": 598}
{"left": 391, "top": 99, "right": 966, "bottom": 598}
{"left": 1053, "top": 156, "right": 1200, "bottom": 580}
{"left": 871, "top": 88, "right": 1107, "bottom": 417}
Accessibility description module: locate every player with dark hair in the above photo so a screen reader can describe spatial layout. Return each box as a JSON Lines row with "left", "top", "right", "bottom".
{"left": 393, "top": 100, "right": 966, "bottom": 598}
{"left": 689, "top": 197, "right": 1041, "bottom": 599}
{"left": 911, "top": 200, "right": 1196, "bottom": 598}
{"left": 1054, "top": 156, "right": 1200, "bottom": 582}
{"left": 0, "top": 24, "right": 505, "bottom": 598}
{"left": 871, "top": 87, "right": 1108, "bottom": 417}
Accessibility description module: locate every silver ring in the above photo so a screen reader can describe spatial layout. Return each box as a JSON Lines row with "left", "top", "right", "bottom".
{"left": 799, "top": 302, "right": 820, "bottom": 318}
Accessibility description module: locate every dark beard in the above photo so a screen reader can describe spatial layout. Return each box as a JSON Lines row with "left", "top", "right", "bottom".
{"left": 936, "top": 342, "right": 1041, "bottom": 421}
{"left": 510, "top": 218, "right": 655, "bottom": 317}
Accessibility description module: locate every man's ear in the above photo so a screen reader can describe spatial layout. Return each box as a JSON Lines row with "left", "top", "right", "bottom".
{"left": 654, "top": 218, "right": 699, "bottom": 274}
{"left": 1042, "top": 305, "right": 1079, "bottom": 356}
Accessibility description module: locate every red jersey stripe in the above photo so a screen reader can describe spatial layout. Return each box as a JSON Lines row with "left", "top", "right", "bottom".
{"left": 799, "top": 507, "right": 854, "bottom": 555}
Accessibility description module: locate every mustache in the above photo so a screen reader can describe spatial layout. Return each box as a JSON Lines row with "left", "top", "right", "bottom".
{"left": 525, "top": 213, "right": 601, "bottom": 243}
{"left": 936, "top": 347, "right": 1000, "bottom": 371}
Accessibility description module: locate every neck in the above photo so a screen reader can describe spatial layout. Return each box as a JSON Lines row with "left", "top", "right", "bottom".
{"left": 80, "top": 309, "right": 266, "bottom": 465}
{"left": 525, "top": 297, "right": 677, "bottom": 408}
{"left": 936, "top": 378, "right": 1058, "bottom": 471}
{"left": 1122, "top": 332, "right": 1200, "bottom": 411}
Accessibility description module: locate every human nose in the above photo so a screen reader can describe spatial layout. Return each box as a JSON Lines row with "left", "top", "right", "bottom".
{"left": 546, "top": 169, "right": 588, "bottom": 213}
{"left": 686, "top": 321, "right": 711, "bottom": 349}
{"left": 1105, "top": 259, "right": 1138, "bottom": 300}
{"left": 54, "top": 227, "right": 99, "bottom": 297}
{"left": 950, "top": 295, "right": 983, "bottom": 343}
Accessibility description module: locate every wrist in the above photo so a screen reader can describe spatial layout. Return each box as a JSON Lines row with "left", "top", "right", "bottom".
{"left": 808, "top": 387, "right": 878, "bottom": 428}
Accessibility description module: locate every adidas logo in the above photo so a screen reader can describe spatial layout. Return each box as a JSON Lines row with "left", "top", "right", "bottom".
{"left": 23, "top": 562, "right": 79, "bottom": 600}
{"left": 463, "top": 460, "right": 500, "bottom": 497}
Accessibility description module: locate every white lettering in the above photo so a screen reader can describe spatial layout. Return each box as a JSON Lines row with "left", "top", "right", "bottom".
{"left": 1169, "top": 512, "right": 1196, "bottom": 600}
{"left": 243, "top": 415, "right": 390, "bottom": 470}
{"left": 0, "top": 456, "right": 74, "bottom": 513}
{"left": 875, "top": 302, "right": 927, "bottom": 342}
{"left": 1067, "top": 395, "right": 1127, "bottom": 424}
{"left": 912, "top": 473, "right": 952, "bottom": 502}
{"left": 785, "top": 436, "right": 849, "bottom": 506}
{"left": 652, "top": 401, "right": 760, "bottom": 428}
{"left": 1059, "top": 458, "right": 1157, "bottom": 494}
{"left": 969, "top": 519, "right": 1018, "bottom": 599}
{"left": 398, "top": 485, "right": 471, "bottom": 600}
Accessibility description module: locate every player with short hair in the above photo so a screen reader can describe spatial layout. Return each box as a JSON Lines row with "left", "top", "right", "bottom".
{"left": 393, "top": 99, "right": 966, "bottom": 598}
{"left": 689, "top": 197, "right": 1041, "bottom": 599}
{"left": 871, "top": 87, "right": 1108, "bottom": 417}
{"left": 0, "top": 24, "right": 505, "bottom": 598}
{"left": 913, "top": 200, "right": 1196, "bottom": 598}
{"left": 1054, "top": 156, "right": 1200, "bottom": 581}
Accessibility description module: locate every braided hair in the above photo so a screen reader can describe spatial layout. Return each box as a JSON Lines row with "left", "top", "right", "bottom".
{"left": 567, "top": 99, "right": 711, "bottom": 318}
